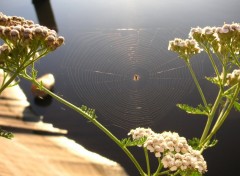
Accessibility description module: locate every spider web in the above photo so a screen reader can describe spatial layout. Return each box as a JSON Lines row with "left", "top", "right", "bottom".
{"left": 60, "top": 28, "right": 211, "bottom": 129}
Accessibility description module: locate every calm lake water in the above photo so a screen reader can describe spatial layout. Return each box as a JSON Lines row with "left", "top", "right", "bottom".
{"left": 1, "top": 0, "right": 240, "bottom": 175}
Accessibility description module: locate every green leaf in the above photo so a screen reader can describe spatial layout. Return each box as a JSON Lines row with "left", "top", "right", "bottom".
{"left": 180, "top": 170, "right": 203, "bottom": 176}
{"left": 177, "top": 104, "right": 210, "bottom": 116}
{"left": 188, "top": 138, "right": 200, "bottom": 150}
{"left": 201, "top": 138, "right": 218, "bottom": 151}
{"left": 223, "top": 84, "right": 238, "bottom": 99}
{"left": 31, "top": 67, "right": 38, "bottom": 80}
{"left": 205, "top": 76, "right": 221, "bottom": 86}
{"left": 0, "top": 128, "right": 14, "bottom": 139}
{"left": 207, "top": 139, "right": 218, "bottom": 148}
{"left": 80, "top": 105, "right": 97, "bottom": 119}
{"left": 121, "top": 137, "right": 147, "bottom": 147}
{"left": 233, "top": 101, "right": 240, "bottom": 111}
{"left": 190, "top": 171, "right": 202, "bottom": 176}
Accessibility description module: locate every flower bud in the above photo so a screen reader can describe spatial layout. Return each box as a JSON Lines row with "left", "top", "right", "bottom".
{"left": 0, "top": 26, "right": 5, "bottom": 37}
{"left": 203, "top": 26, "right": 214, "bottom": 35}
{"left": 48, "top": 29, "right": 57, "bottom": 37}
{"left": 34, "top": 26, "right": 43, "bottom": 34}
{"left": 10, "top": 29, "right": 20, "bottom": 41}
{"left": 12, "top": 25, "right": 23, "bottom": 32}
{"left": 230, "top": 23, "right": 240, "bottom": 31}
{"left": 0, "top": 44, "right": 10, "bottom": 64}
{"left": 46, "top": 35, "right": 55, "bottom": 42}
{"left": 189, "top": 27, "right": 202, "bottom": 41}
{"left": 3, "top": 27, "right": 11, "bottom": 36}
{"left": 23, "top": 28, "right": 33, "bottom": 39}
{"left": 57, "top": 36, "right": 65, "bottom": 45}
{"left": 0, "top": 13, "right": 8, "bottom": 25}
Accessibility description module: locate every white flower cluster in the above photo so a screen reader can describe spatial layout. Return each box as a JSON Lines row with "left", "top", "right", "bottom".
{"left": 0, "top": 12, "right": 65, "bottom": 70}
{"left": 143, "top": 131, "right": 189, "bottom": 157}
{"left": 0, "top": 12, "right": 64, "bottom": 51}
{"left": 168, "top": 38, "right": 202, "bottom": 58}
{"left": 189, "top": 23, "right": 240, "bottom": 54}
{"left": 190, "top": 23, "right": 240, "bottom": 37}
{"left": 162, "top": 150, "right": 207, "bottom": 173}
{"left": 128, "top": 127, "right": 154, "bottom": 146}
{"left": 128, "top": 128, "right": 207, "bottom": 174}
{"left": 224, "top": 69, "right": 240, "bottom": 86}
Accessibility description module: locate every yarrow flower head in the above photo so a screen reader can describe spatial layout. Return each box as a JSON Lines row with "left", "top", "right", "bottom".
{"left": 188, "top": 23, "right": 240, "bottom": 55}
{"left": 168, "top": 38, "right": 202, "bottom": 59}
{"left": 0, "top": 12, "right": 65, "bottom": 93}
{"left": 128, "top": 127, "right": 154, "bottom": 146}
{"left": 128, "top": 128, "right": 207, "bottom": 174}
{"left": 222, "top": 69, "right": 240, "bottom": 86}
{"left": 0, "top": 12, "right": 65, "bottom": 70}
{"left": 161, "top": 150, "right": 207, "bottom": 173}
{"left": 0, "top": 12, "right": 64, "bottom": 51}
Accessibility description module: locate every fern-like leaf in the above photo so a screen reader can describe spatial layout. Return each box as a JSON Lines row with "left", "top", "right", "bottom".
{"left": 180, "top": 170, "right": 203, "bottom": 176}
{"left": 205, "top": 76, "right": 220, "bottom": 86}
{"left": 80, "top": 105, "right": 97, "bottom": 119}
{"left": 188, "top": 137, "right": 200, "bottom": 150}
{"left": 0, "top": 128, "right": 14, "bottom": 139}
{"left": 177, "top": 104, "right": 210, "bottom": 116}
{"left": 207, "top": 139, "right": 218, "bottom": 148}
{"left": 121, "top": 137, "right": 147, "bottom": 147}
{"left": 233, "top": 101, "right": 240, "bottom": 111}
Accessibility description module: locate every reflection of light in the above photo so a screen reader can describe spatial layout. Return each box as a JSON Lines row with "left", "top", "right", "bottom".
{"left": 51, "top": 136, "right": 119, "bottom": 166}
{"left": 116, "top": 28, "right": 135, "bottom": 31}
{"left": 94, "top": 70, "right": 114, "bottom": 75}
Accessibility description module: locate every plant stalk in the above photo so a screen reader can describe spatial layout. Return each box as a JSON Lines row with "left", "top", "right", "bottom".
{"left": 23, "top": 73, "right": 146, "bottom": 176}
{"left": 153, "top": 158, "right": 163, "bottom": 176}
{"left": 185, "top": 60, "right": 208, "bottom": 108}
{"left": 201, "top": 83, "right": 240, "bottom": 146}
{"left": 199, "top": 89, "right": 222, "bottom": 144}
{"left": 144, "top": 147, "right": 151, "bottom": 176}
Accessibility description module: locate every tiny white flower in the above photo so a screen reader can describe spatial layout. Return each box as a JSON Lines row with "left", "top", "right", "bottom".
{"left": 147, "top": 145, "right": 154, "bottom": 152}
{"left": 189, "top": 27, "right": 202, "bottom": 38}
{"left": 170, "top": 166, "right": 178, "bottom": 171}
{"left": 155, "top": 152, "right": 161, "bottom": 157}
{"left": 219, "top": 27, "right": 229, "bottom": 34}
{"left": 203, "top": 26, "right": 214, "bottom": 35}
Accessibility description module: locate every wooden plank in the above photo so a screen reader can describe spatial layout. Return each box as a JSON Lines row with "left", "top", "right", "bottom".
{"left": 0, "top": 133, "right": 127, "bottom": 176}
{"left": 0, "top": 118, "right": 67, "bottom": 135}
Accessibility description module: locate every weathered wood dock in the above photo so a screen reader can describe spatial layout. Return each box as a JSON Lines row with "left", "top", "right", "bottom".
{"left": 0, "top": 72, "right": 128, "bottom": 176}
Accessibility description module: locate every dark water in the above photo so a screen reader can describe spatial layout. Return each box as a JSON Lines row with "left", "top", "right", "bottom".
{"left": 1, "top": 0, "right": 240, "bottom": 175}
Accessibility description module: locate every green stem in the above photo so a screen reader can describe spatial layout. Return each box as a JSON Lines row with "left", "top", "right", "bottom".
{"left": 213, "top": 99, "right": 229, "bottom": 127}
{"left": 158, "top": 170, "right": 170, "bottom": 176}
{"left": 185, "top": 60, "right": 208, "bottom": 108}
{"left": 199, "top": 89, "right": 222, "bottom": 144}
{"left": 0, "top": 67, "right": 22, "bottom": 93}
{"left": 199, "top": 54, "right": 227, "bottom": 146}
{"left": 22, "top": 73, "right": 146, "bottom": 176}
{"left": 227, "top": 44, "right": 240, "bottom": 67}
{"left": 172, "top": 170, "right": 180, "bottom": 176}
{"left": 205, "top": 48, "right": 221, "bottom": 77}
{"left": 153, "top": 158, "right": 163, "bottom": 176}
{"left": 205, "top": 49, "right": 225, "bottom": 91}
{"left": 144, "top": 147, "right": 151, "bottom": 176}
{"left": 201, "top": 83, "right": 240, "bottom": 146}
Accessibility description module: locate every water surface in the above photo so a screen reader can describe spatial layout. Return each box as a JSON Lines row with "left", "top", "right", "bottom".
{"left": 1, "top": 0, "right": 240, "bottom": 175}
